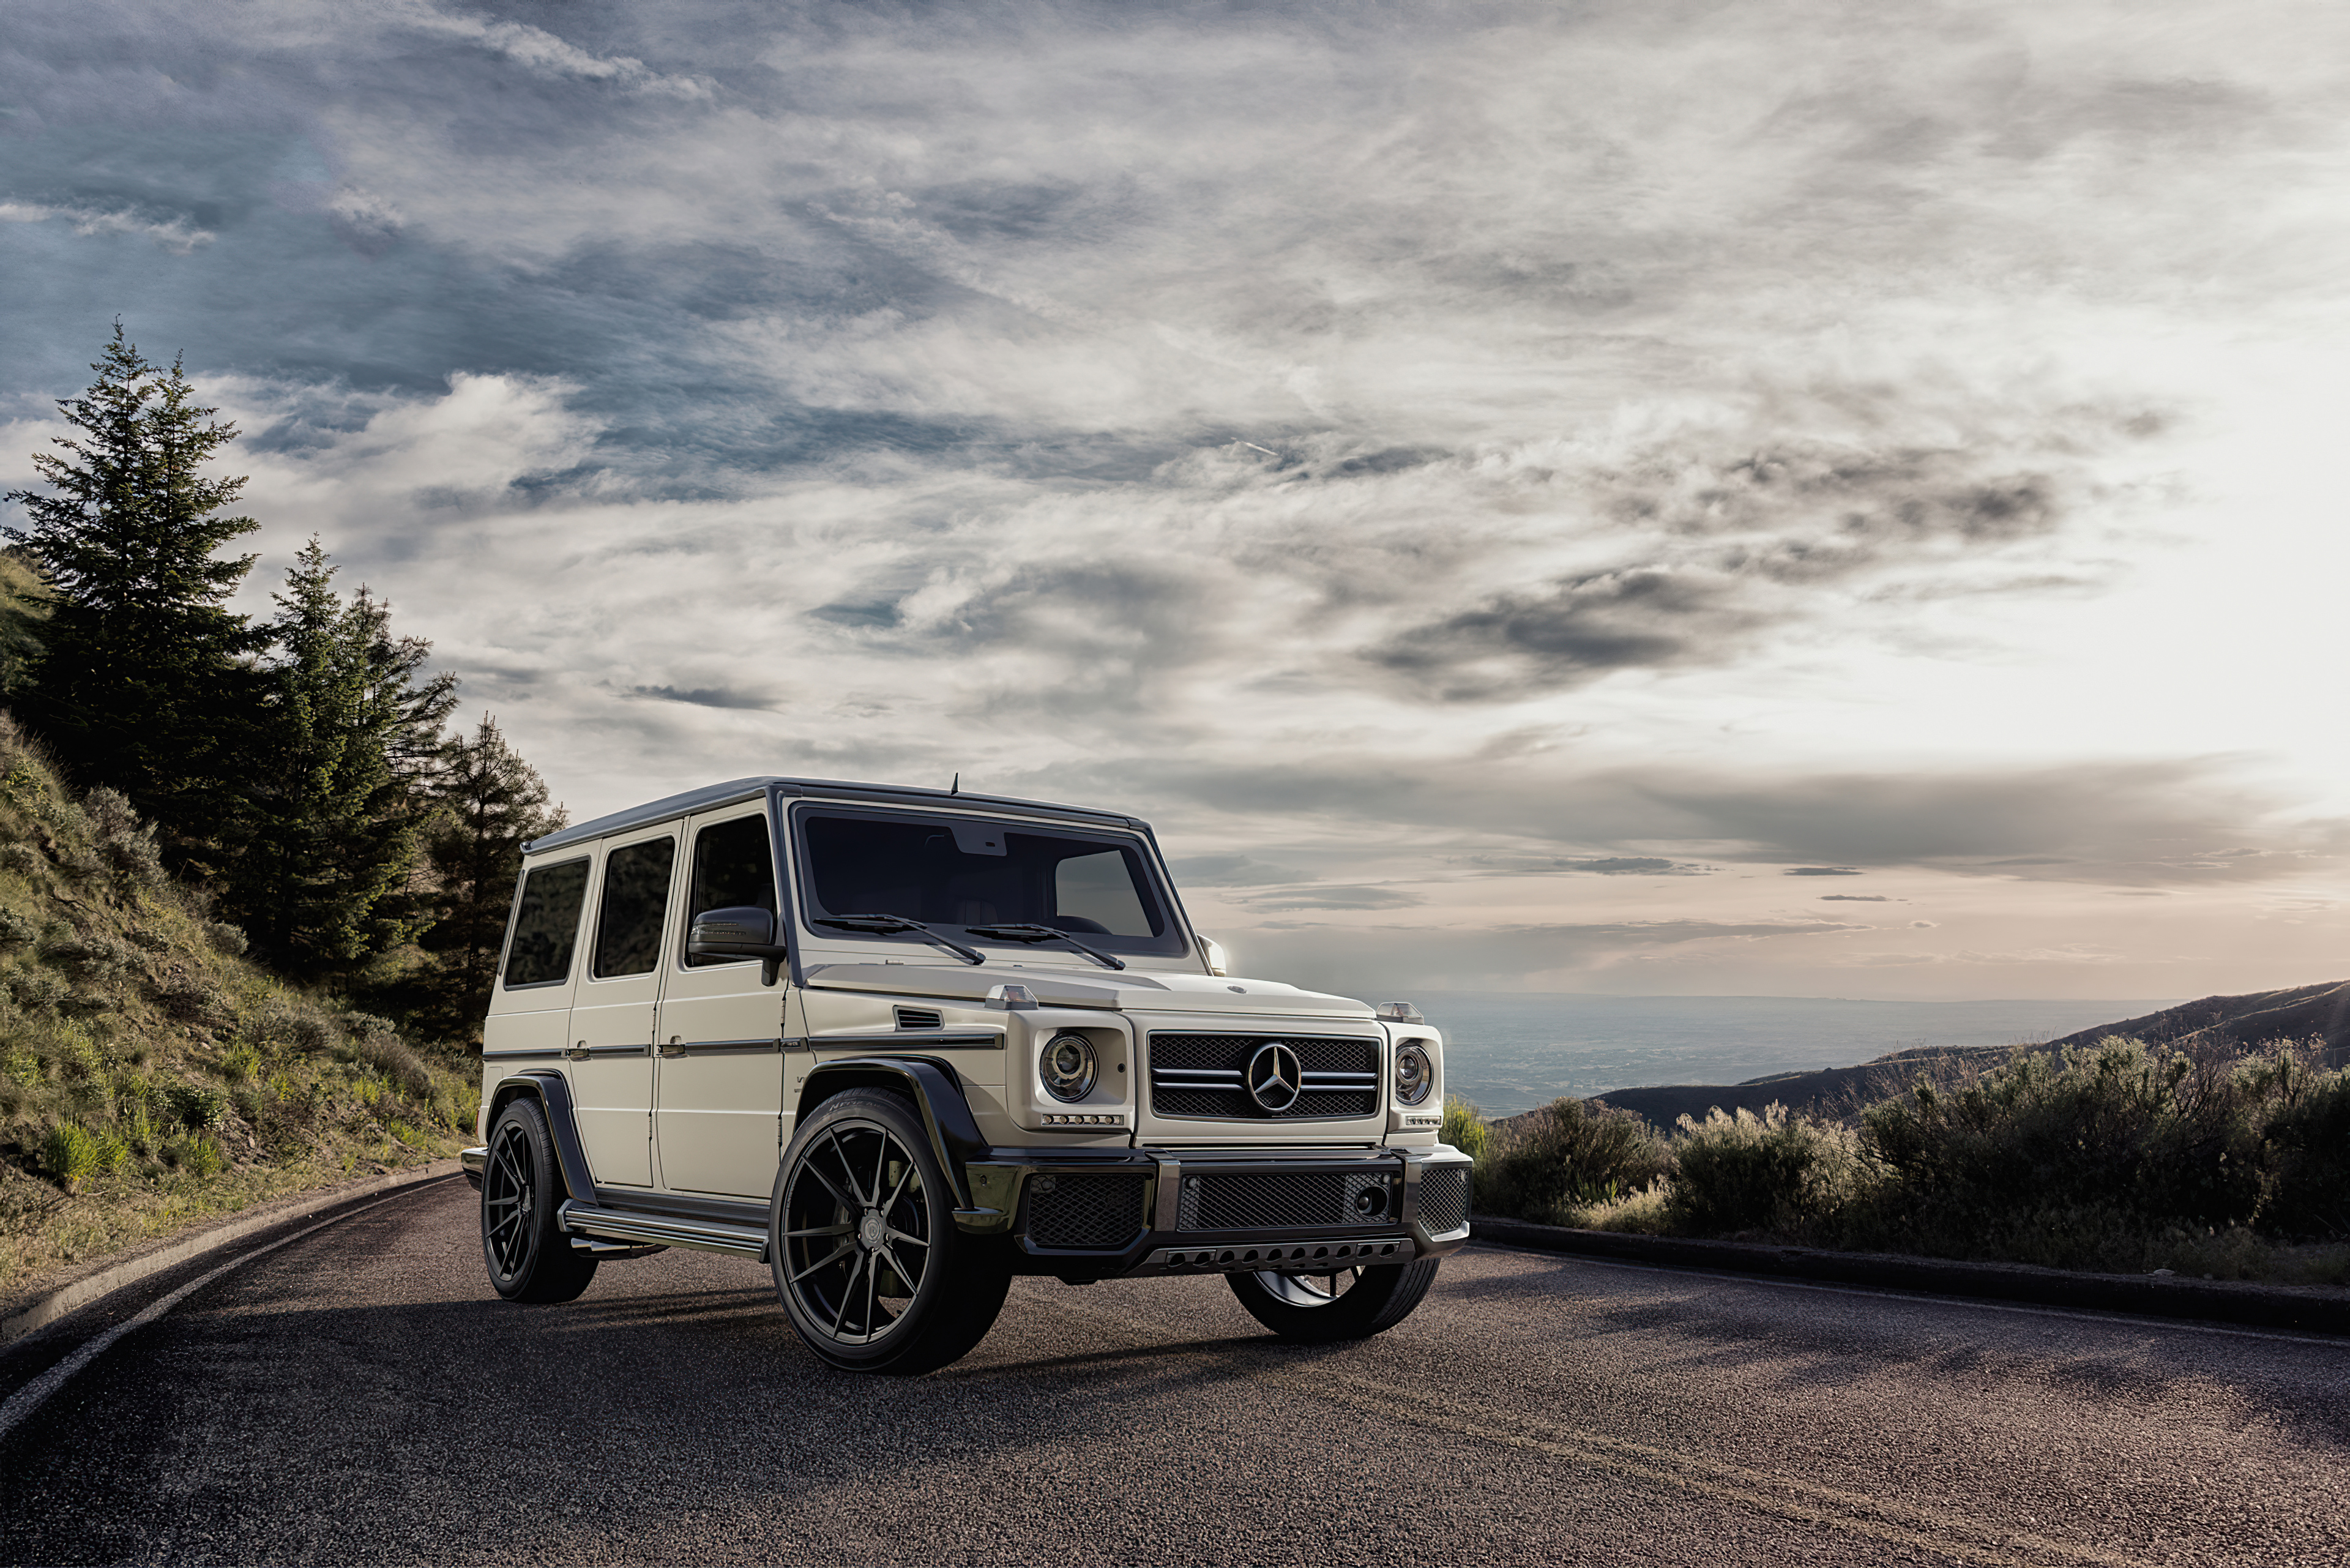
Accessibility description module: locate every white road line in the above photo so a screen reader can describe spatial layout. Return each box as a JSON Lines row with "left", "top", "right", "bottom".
{"left": 1474, "top": 1243, "right": 2350, "bottom": 1351}
{"left": 0, "top": 1188, "right": 436, "bottom": 1444}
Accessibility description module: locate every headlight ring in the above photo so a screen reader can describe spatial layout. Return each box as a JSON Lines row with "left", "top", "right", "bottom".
{"left": 1040, "top": 1032, "right": 1099, "bottom": 1102}
{"left": 1394, "top": 1042, "right": 1434, "bottom": 1107}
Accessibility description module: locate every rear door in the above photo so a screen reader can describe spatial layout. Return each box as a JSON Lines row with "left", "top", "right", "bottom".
{"left": 652, "top": 804, "right": 788, "bottom": 1198}
{"left": 567, "top": 827, "right": 679, "bottom": 1189}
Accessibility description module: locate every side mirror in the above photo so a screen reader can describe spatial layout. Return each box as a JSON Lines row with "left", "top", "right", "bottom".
{"left": 688, "top": 906, "right": 790, "bottom": 986}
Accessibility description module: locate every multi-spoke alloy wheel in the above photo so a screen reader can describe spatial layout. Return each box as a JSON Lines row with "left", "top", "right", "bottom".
{"left": 770, "top": 1089, "right": 1009, "bottom": 1374}
{"left": 479, "top": 1097, "right": 598, "bottom": 1304}
{"left": 1227, "top": 1256, "right": 1442, "bottom": 1344}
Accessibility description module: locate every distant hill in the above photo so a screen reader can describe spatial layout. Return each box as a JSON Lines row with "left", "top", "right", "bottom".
{"left": 1585, "top": 981, "right": 2350, "bottom": 1130}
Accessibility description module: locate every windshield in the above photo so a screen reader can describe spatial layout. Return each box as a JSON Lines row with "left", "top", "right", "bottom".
{"left": 793, "top": 807, "right": 1187, "bottom": 957}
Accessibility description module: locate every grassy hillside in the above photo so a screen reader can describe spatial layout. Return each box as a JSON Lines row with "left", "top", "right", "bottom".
{"left": 0, "top": 711, "right": 477, "bottom": 1312}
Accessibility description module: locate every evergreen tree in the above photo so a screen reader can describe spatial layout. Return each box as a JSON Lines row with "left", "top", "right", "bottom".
{"left": 411, "top": 715, "right": 565, "bottom": 1042}
{"left": 1, "top": 325, "right": 262, "bottom": 862}
{"left": 225, "top": 539, "right": 459, "bottom": 977}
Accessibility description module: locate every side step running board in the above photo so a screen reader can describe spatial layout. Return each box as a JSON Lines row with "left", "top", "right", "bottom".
{"left": 559, "top": 1201, "right": 769, "bottom": 1261}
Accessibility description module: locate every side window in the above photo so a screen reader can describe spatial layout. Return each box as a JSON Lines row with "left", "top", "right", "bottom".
{"left": 685, "top": 815, "right": 777, "bottom": 967}
{"left": 593, "top": 838, "right": 677, "bottom": 979}
{"left": 504, "top": 858, "right": 589, "bottom": 988}
{"left": 1053, "top": 848, "right": 1154, "bottom": 936}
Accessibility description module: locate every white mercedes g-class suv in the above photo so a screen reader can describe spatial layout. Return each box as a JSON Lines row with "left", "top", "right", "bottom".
{"left": 462, "top": 776, "right": 1471, "bottom": 1374}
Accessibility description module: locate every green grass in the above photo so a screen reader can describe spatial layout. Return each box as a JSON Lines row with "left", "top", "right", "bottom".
{"left": 0, "top": 712, "right": 470, "bottom": 1312}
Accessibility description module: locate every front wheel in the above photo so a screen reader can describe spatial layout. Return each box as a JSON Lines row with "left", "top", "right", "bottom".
{"left": 1227, "top": 1256, "right": 1441, "bottom": 1344}
{"left": 770, "top": 1088, "right": 1009, "bottom": 1375}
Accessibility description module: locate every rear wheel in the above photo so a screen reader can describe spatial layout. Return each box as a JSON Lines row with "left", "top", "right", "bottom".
{"left": 770, "top": 1088, "right": 1009, "bottom": 1375}
{"left": 480, "top": 1097, "right": 598, "bottom": 1304}
{"left": 1227, "top": 1256, "right": 1440, "bottom": 1343}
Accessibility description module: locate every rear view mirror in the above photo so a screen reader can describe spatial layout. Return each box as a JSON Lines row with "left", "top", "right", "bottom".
{"left": 687, "top": 905, "right": 790, "bottom": 986}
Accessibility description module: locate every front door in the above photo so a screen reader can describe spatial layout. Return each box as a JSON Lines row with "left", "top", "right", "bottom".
{"left": 653, "top": 805, "right": 788, "bottom": 1198}
{"left": 565, "top": 827, "right": 678, "bottom": 1189}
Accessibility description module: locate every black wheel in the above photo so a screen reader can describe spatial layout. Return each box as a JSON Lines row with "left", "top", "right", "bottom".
{"left": 1226, "top": 1256, "right": 1440, "bottom": 1344}
{"left": 480, "top": 1097, "right": 598, "bottom": 1304}
{"left": 770, "top": 1088, "right": 1009, "bottom": 1375}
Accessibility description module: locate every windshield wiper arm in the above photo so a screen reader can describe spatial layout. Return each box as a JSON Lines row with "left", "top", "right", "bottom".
{"left": 812, "top": 914, "right": 985, "bottom": 966}
{"left": 964, "top": 922, "right": 1128, "bottom": 971}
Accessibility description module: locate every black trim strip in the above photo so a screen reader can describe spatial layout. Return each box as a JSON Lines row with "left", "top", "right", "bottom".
{"left": 482, "top": 1050, "right": 565, "bottom": 1060}
{"left": 811, "top": 1031, "right": 1001, "bottom": 1050}
{"left": 671, "top": 1038, "right": 783, "bottom": 1055}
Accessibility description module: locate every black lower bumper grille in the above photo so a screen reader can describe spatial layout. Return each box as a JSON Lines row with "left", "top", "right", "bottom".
{"left": 1417, "top": 1164, "right": 1471, "bottom": 1234}
{"left": 1177, "top": 1170, "right": 1400, "bottom": 1231}
{"left": 1028, "top": 1173, "right": 1148, "bottom": 1249}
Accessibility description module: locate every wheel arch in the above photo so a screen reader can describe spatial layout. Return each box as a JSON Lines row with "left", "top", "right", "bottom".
{"left": 486, "top": 1070, "right": 598, "bottom": 1202}
{"left": 795, "top": 1056, "right": 989, "bottom": 1209}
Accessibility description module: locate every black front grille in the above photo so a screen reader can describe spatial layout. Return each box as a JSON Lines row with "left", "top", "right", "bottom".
{"left": 1417, "top": 1165, "right": 1470, "bottom": 1234}
{"left": 1149, "top": 1033, "right": 1381, "bottom": 1121}
{"left": 1178, "top": 1170, "right": 1398, "bottom": 1231}
{"left": 1026, "top": 1172, "right": 1147, "bottom": 1249}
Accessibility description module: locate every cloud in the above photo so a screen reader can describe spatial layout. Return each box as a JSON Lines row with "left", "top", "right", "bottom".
{"left": 629, "top": 685, "right": 773, "bottom": 711}
{"left": 1238, "top": 886, "right": 1425, "bottom": 913}
{"left": 1169, "top": 854, "right": 1314, "bottom": 887}
{"left": 1788, "top": 867, "right": 1864, "bottom": 876}
{"left": 1819, "top": 894, "right": 1890, "bottom": 901}
{"left": 0, "top": 200, "right": 212, "bottom": 253}
{"left": 1464, "top": 854, "right": 1714, "bottom": 876}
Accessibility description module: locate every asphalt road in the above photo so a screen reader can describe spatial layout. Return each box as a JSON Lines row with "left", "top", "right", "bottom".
{"left": 2, "top": 1176, "right": 2346, "bottom": 1567}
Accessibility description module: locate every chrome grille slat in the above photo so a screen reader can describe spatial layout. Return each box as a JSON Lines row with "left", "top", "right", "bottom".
{"left": 1148, "top": 1032, "right": 1381, "bottom": 1121}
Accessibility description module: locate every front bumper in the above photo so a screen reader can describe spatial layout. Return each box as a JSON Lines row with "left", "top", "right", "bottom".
{"left": 958, "top": 1142, "right": 1474, "bottom": 1278}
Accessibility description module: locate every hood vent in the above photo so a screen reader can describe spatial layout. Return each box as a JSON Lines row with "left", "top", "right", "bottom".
{"left": 894, "top": 1006, "right": 944, "bottom": 1031}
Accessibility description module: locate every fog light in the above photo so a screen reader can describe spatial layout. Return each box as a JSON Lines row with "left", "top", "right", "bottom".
{"left": 1040, "top": 1032, "right": 1097, "bottom": 1102}
{"left": 1395, "top": 1042, "right": 1434, "bottom": 1106}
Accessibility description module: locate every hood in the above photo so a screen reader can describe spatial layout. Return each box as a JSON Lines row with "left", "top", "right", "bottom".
{"left": 800, "top": 961, "right": 1376, "bottom": 1019}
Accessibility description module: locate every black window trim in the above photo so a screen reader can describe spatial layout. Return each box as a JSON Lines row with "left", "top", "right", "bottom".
{"left": 499, "top": 854, "right": 594, "bottom": 993}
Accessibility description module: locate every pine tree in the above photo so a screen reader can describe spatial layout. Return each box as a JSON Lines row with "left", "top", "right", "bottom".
{"left": 1, "top": 325, "right": 263, "bottom": 862}
{"left": 225, "top": 539, "right": 458, "bottom": 977}
{"left": 411, "top": 715, "right": 565, "bottom": 1042}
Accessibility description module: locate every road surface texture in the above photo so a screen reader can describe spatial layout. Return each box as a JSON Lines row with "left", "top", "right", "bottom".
{"left": 2, "top": 1175, "right": 2344, "bottom": 1566}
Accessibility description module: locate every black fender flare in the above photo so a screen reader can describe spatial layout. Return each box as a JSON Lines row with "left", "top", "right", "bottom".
{"left": 793, "top": 1056, "right": 991, "bottom": 1209}
{"left": 485, "top": 1070, "right": 598, "bottom": 1202}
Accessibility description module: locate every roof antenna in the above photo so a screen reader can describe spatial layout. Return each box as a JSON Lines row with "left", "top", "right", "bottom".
{"left": 950, "top": 772, "right": 960, "bottom": 795}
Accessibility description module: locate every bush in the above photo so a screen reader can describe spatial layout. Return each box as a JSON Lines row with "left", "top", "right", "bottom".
{"left": 4, "top": 967, "right": 68, "bottom": 1013}
{"left": 154, "top": 973, "right": 232, "bottom": 1026}
{"left": 1668, "top": 1103, "right": 1862, "bottom": 1238}
{"left": 0, "top": 907, "right": 37, "bottom": 950}
{"left": 164, "top": 1133, "right": 226, "bottom": 1176}
{"left": 1850, "top": 1040, "right": 2271, "bottom": 1265}
{"left": 163, "top": 1081, "right": 229, "bottom": 1132}
{"left": 242, "top": 993, "right": 333, "bottom": 1053}
{"left": 351, "top": 1027, "right": 435, "bottom": 1100}
{"left": 40, "top": 931, "right": 137, "bottom": 985}
{"left": 203, "top": 920, "right": 248, "bottom": 957}
{"left": 2260, "top": 1063, "right": 2350, "bottom": 1242}
{"left": 42, "top": 1120, "right": 126, "bottom": 1190}
{"left": 0, "top": 843, "right": 40, "bottom": 879}
{"left": 218, "top": 1040, "right": 263, "bottom": 1083}
{"left": 1479, "top": 1096, "right": 1673, "bottom": 1225}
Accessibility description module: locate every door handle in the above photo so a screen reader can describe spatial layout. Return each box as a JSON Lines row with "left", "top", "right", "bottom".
{"left": 565, "top": 1042, "right": 589, "bottom": 1062}
{"left": 658, "top": 1036, "right": 687, "bottom": 1059}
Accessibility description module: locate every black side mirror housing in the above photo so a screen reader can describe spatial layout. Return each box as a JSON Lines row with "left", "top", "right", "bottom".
{"left": 687, "top": 905, "right": 791, "bottom": 986}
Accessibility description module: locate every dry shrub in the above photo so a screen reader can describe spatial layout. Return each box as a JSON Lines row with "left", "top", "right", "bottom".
{"left": 348, "top": 1020, "right": 435, "bottom": 1100}
{"left": 1668, "top": 1104, "right": 1863, "bottom": 1239}
{"left": 153, "top": 973, "right": 233, "bottom": 1026}
{"left": 1479, "top": 1096, "right": 1674, "bottom": 1225}
{"left": 203, "top": 920, "right": 248, "bottom": 957}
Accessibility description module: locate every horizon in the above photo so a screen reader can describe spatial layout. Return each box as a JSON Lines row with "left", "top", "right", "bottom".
{"left": 7, "top": 2, "right": 2349, "bottom": 1003}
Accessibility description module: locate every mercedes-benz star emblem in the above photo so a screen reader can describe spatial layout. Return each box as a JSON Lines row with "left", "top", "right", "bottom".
{"left": 1246, "top": 1042, "right": 1302, "bottom": 1113}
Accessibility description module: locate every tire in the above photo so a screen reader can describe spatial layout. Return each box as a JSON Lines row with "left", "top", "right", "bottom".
{"left": 770, "top": 1088, "right": 1009, "bottom": 1375}
{"left": 1227, "top": 1256, "right": 1441, "bottom": 1345}
{"left": 480, "top": 1097, "right": 599, "bottom": 1304}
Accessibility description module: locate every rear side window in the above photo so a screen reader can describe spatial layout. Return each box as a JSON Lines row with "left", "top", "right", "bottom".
{"left": 593, "top": 838, "right": 676, "bottom": 979}
{"left": 685, "top": 815, "right": 777, "bottom": 967}
{"left": 504, "top": 858, "right": 589, "bottom": 988}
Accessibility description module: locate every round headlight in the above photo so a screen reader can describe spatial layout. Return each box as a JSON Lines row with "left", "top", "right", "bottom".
{"left": 1394, "top": 1042, "right": 1434, "bottom": 1107}
{"left": 1040, "top": 1032, "right": 1098, "bottom": 1102}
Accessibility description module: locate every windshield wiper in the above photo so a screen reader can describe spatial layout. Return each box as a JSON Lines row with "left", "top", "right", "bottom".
{"left": 964, "top": 922, "right": 1128, "bottom": 971}
{"left": 812, "top": 914, "right": 985, "bottom": 966}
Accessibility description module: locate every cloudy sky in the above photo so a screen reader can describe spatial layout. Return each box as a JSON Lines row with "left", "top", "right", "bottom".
{"left": 4, "top": 0, "right": 2347, "bottom": 1001}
